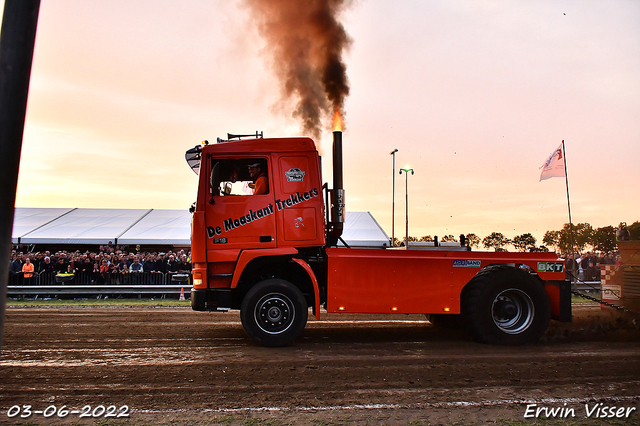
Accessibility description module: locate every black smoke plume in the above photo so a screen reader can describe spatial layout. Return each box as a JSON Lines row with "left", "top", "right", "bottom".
{"left": 245, "top": 0, "right": 352, "bottom": 139}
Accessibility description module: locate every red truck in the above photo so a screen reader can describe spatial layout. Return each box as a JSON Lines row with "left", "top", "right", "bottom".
{"left": 186, "top": 131, "right": 571, "bottom": 346}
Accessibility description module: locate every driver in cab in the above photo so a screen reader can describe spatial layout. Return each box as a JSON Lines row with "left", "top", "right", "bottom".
{"left": 248, "top": 163, "right": 268, "bottom": 195}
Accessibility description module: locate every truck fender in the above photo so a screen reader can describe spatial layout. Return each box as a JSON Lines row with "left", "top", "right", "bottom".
{"left": 291, "top": 258, "right": 321, "bottom": 320}
{"left": 230, "top": 248, "right": 299, "bottom": 290}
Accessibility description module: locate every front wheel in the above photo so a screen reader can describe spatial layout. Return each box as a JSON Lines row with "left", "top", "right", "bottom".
{"left": 462, "top": 266, "right": 550, "bottom": 345}
{"left": 240, "top": 278, "right": 308, "bottom": 347}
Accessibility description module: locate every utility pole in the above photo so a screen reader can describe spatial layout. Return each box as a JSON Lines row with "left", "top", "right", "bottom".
{"left": 390, "top": 148, "right": 398, "bottom": 247}
{"left": 399, "top": 167, "right": 414, "bottom": 248}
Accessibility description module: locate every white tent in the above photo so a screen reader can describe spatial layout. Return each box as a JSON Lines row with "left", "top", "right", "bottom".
{"left": 13, "top": 208, "right": 387, "bottom": 248}
{"left": 11, "top": 208, "right": 74, "bottom": 243}
{"left": 118, "top": 209, "right": 192, "bottom": 245}
{"left": 17, "top": 208, "right": 153, "bottom": 245}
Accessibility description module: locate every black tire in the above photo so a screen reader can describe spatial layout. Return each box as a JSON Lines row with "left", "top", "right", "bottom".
{"left": 240, "top": 278, "right": 308, "bottom": 347}
{"left": 462, "top": 265, "right": 550, "bottom": 345}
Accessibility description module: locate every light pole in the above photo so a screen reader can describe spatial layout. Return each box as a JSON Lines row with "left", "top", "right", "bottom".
{"left": 390, "top": 148, "right": 398, "bottom": 247}
{"left": 399, "top": 167, "right": 414, "bottom": 248}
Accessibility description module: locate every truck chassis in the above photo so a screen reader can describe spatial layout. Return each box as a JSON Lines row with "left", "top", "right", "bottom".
{"left": 186, "top": 133, "right": 571, "bottom": 346}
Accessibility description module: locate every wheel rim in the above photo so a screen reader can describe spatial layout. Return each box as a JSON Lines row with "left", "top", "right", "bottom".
{"left": 254, "top": 292, "right": 296, "bottom": 335}
{"left": 491, "top": 288, "right": 535, "bottom": 334}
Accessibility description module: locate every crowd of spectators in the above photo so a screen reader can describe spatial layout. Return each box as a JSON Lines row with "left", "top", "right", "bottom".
{"left": 563, "top": 250, "right": 621, "bottom": 282}
{"left": 9, "top": 245, "right": 622, "bottom": 287}
{"left": 9, "top": 243, "right": 192, "bottom": 286}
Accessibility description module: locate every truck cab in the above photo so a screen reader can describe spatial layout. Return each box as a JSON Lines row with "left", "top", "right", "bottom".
{"left": 187, "top": 137, "right": 327, "bottom": 320}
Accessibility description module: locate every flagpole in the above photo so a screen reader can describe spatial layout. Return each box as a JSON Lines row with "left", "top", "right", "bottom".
{"left": 562, "top": 140, "right": 576, "bottom": 276}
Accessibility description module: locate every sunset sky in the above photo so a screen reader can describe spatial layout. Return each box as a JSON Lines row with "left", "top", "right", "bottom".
{"left": 8, "top": 0, "right": 640, "bottom": 246}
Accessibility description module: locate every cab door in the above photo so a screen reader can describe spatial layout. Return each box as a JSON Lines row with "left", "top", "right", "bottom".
{"left": 272, "top": 153, "right": 325, "bottom": 248}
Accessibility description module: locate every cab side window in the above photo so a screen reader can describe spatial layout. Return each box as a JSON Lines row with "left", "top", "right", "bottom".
{"left": 210, "top": 158, "right": 269, "bottom": 196}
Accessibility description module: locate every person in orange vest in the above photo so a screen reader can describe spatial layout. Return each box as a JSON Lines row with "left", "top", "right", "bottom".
{"left": 248, "top": 162, "right": 269, "bottom": 195}
{"left": 22, "top": 257, "right": 35, "bottom": 285}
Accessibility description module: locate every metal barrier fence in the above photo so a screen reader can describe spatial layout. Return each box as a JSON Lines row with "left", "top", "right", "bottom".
{"left": 572, "top": 280, "right": 601, "bottom": 293}
{"left": 7, "top": 272, "right": 192, "bottom": 298}
{"left": 7, "top": 284, "right": 191, "bottom": 297}
{"left": 8, "top": 271, "right": 191, "bottom": 286}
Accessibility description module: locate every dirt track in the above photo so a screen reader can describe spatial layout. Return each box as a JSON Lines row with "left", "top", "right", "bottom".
{"left": 1, "top": 304, "right": 639, "bottom": 425}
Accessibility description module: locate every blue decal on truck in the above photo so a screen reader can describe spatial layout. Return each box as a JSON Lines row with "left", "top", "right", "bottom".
{"left": 453, "top": 260, "right": 481, "bottom": 268}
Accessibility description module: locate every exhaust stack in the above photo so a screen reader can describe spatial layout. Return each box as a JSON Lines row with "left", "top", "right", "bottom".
{"left": 328, "top": 130, "right": 345, "bottom": 246}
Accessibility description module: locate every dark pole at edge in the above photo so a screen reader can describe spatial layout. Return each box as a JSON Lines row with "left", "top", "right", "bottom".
{"left": 0, "top": 0, "right": 42, "bottom": 355}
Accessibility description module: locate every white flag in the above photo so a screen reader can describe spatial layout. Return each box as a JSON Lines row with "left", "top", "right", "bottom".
{"left": 539, "top": 143, "right": 565, "bottom": 181}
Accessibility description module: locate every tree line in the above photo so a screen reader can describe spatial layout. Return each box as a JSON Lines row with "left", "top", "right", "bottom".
{"left": 396, "top": 221, "right": 640, "bottom": 253}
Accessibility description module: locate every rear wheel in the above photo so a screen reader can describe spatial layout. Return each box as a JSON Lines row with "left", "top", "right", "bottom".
{"left": 462, "top": 266, "right": 550, "bottom": 345}
{"left": 240, "top": 278, "right": 308, "bottom": 347}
